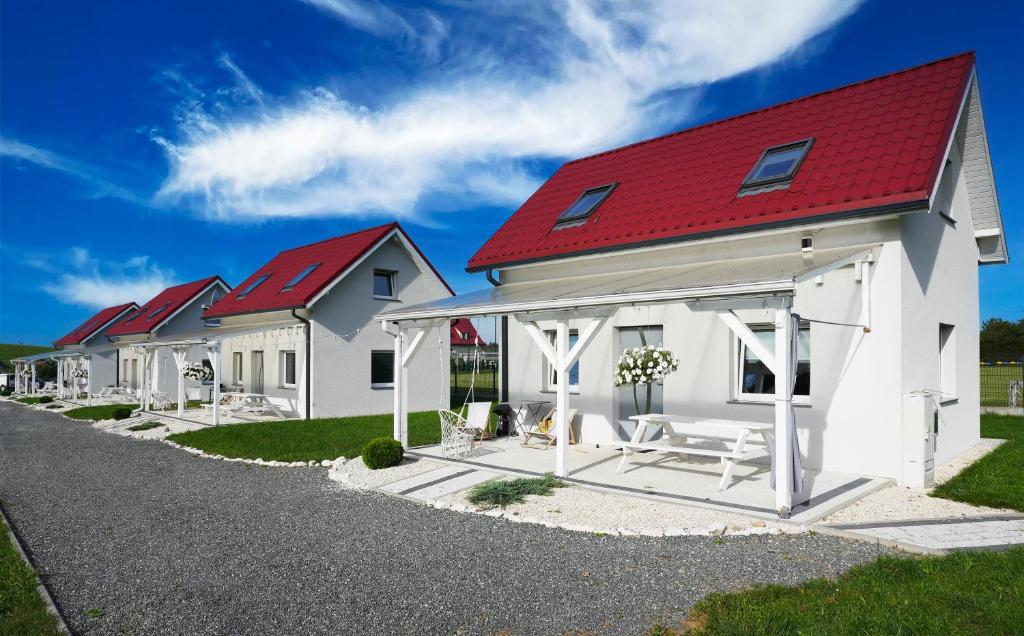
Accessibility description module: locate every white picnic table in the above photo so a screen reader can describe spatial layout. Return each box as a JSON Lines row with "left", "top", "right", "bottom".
{"left": 201, "top": 392, "right": 286, "bottom": 419}
{"left": 622, "top": 414, "right": 775, "bottom": 491}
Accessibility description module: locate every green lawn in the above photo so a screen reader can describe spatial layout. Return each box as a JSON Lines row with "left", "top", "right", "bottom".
{"left": 0, "top": 518, "right": 63, "bottom": 635}
{"left": 652, "top": 547, "right": 1023, "bottom": 635}
{"left": 931, "top": 414, "right": 1024, "bottom": 511}
{"left": 167, "top": 411, "right": 445, "bottom": 462}
{"left": 63, "top": 404, "right": 139, "bottom": 421}
{"left": 15, "top": 397, "right": 51, "bottom": 405}
{"left": 0, "top": 343, "right": 52, "bottom": 372}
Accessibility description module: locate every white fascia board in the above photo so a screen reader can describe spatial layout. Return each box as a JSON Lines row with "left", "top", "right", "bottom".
{"left": 306, "top": 229, "right": 452, "bottom": 311}
{"left": 928, "top": 67, "right": 975, "bottom": 212}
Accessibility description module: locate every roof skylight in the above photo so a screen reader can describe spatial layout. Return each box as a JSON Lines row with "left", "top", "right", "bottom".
{"left": 555, "top": 183, "right": 617, "bottom": 226}
{"left": 741, "top": 139, "right": 814, "bottom": 189}
{"left": 147, "top": 303, "right": 172, "bottom": 319}
{"left": 124, "top": 307, "right": 147, "bottom": 323}
{"left": 236, "top": 274, "right": 270, "bottom": 300}
{"left": 281, "top": 264, "right": 320, "bottom": 292}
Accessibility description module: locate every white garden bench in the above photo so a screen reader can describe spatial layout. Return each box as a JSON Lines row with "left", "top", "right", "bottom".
{"left": 620, "top": 414, "right": 775, "bottom": 491}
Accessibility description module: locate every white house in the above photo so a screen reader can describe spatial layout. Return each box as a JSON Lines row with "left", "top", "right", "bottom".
{"left": 107, "top": 276, "right": 232, "bottom": 408}
{"left": 52, "top": 302, "right": 139, "bottom": 400}
{"left": 203, "top": 222, "right": 453, "bottom": 419}
{"left": 378, "top": 53, "right": 1008, "bottom": 515}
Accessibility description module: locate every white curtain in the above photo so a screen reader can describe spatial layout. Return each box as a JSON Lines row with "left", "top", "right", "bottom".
{"left": 771, "top": 312, "right": 805, "bottom": 496}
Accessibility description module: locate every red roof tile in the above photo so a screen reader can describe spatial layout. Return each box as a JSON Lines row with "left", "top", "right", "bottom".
{"left": 468, "top": 53, "right": 975, "bottom": 271}
{"left": 107, "top": 276, "right": 228, "bottom": 336}
{"left": 204, "top": 223, "right": 453, "bottom": 319}
{"left": 53, "top": 302, "right": 139, "bottom": 346}
{"left": 450, "top": 318, "right": 487, "bottom": 347}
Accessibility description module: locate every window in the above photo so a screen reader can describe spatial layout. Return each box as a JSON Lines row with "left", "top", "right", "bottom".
{"left": 373, "top": 270, "right": 396, "bottom": 299}
{"left": 281, "top": 264, "right": 319, "bottom": 292}
{"left": 555, "top": 183, "right": 616, "bottom": 226}
{"left": 736, "top": 324, "right": 810, "bottom": 401}
{"left": 124, "top": 307, "right": 147, "bottom": 323}
{"left": 232, "top": 352, "right": 244, "bottom": 386}
{"left": 236, "top": 274, "right": 270, "bottom": 300}
{"left": 939, "top": 324, "right": 957, "bottom": 401}
{"left": 741, "top": 139, "right": 814, "bottom": 189}
{"left": 147, "top": 303, "right": 171, "bottom": 320}
{"left": 545, "top": 330, "right": 580, "bottom": 393}
{"left": 280, "top": 350, "right": 296, "bottom": 388}
{"left": 371, "top": 350, "right": 394, "bottom": 388}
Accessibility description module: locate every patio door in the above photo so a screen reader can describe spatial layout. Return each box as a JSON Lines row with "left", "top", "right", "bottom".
{"left": 130, "top": 359, "right": 138, "bottom": 389}
{"left": 251, "top": 351, "right": 264, "bottom": 393}
{"left": 616, "top": 326, "right": 664, "bottom": 442}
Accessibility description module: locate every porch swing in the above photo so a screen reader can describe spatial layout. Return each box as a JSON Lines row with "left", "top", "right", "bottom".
{"left": 438, "top": 317, "right": 490, "bottom": 458}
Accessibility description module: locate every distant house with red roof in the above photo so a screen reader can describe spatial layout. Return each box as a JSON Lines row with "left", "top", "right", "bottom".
{"left": 450, "top": 318, "right": 487, "bottom": 355}
{"left": 52, "top": 302, "right": 139, "bottom": 397}
{"left": 204, "top": 222, "right": 452, "bottom": 419}
{"left": 108, "top": 276, "right": 231, "bottom": 403}
{"left": 378, "top": 53, "right": 1008, "bottom": 507}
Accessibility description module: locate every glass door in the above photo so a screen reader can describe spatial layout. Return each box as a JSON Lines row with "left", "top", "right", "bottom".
{"left": 616, "top": 326, "right": 664, "bottom": 442}
{"left": 250, "top": 351, "right": 264, "bottom": 393}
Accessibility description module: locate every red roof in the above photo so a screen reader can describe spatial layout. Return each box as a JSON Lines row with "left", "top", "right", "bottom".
{"left": 450, "top": 318, "right": 487, "bottom": 347}
{"left": 468, "top": 53, "right": 975, "bottom": 271}
{"left": 204, "top": 222, "right": 453, "bottom": 319}
{"left": 53, "top": 302, "right": 139, "bottom": 346}
{"left": 107, "top": 276, "right": 228, "bottom": 336}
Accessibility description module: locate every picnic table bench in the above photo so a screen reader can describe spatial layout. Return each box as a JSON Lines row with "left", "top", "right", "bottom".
{"left": 621, "top": 414, "right": 775, "bottom": 491}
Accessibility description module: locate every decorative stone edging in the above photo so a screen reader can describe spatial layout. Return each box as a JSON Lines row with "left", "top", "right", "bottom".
{"left": 157, "top": 438, "right": 342, "bottom": 469}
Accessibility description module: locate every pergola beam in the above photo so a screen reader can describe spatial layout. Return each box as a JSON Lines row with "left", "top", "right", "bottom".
{"left": 715, "top": 310, "right": 779, "bottom": 376}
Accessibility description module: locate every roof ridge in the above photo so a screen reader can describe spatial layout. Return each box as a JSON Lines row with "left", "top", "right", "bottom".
{"left": 276, "top": 222, "right": 398, "bottom": 255}
{"left": 564, "top": 51, "right": 975, "bottom": 167}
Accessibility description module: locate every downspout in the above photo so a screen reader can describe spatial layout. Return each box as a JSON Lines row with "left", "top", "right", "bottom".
{"left": 486, "top": 269, "right": 509, "bottom": 403}
{"left": 291, "top": 309, "right": 312, "bottom": 420}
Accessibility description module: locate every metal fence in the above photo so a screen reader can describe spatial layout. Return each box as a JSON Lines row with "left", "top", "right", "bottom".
{"left": 980, "top": 360, "right": 1024, "bottom": 407}
{"left": 451, "top": 352, "right": 499, "bottom": 407}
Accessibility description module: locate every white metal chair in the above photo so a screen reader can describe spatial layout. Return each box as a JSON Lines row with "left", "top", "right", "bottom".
{"left": 185, "top": 387, "right": 202, "bottom": 402}
{"left": 522, "top": 408, "right": 578, "bottom": 448}
{"left": 150, "top": 390, "right": 173, "bottom": 411}
{"left": 439, "top": 409, "right": 475, "bottom": 458}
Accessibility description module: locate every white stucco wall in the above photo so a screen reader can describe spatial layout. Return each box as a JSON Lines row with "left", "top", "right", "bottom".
{"left": 216, "top": 325, "right": 307, "bottom": 415}
{"left": 899, "top": 141, "right": 981, "bottom": 466}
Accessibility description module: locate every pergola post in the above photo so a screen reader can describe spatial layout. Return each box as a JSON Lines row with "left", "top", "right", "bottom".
{"left": 30, "top": 363, "right": 36, "bottom": 395}
{"left": 85, "top": 356, "right": 93, "bottom": 406}
{"left": 554, "top": 320, "right": 570, "bottom": 477}
{"left": 56, "top": 359, "right": 62, "bottom": 399}
{"left": 392, "top": 327, "right": 405, "bottom": 445}
{"left": 773, "top": 304, "right": 794, "bottom": 515}
{"left": 207, "top": 344, "right": 221, "bottom": 426}
{"left": 172, "top": 346, "right": 189, "bottom": 418}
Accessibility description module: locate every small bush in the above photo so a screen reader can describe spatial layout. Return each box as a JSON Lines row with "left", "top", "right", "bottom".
{"left": 38, "top": 396, "right": 54, "bottom": 404}
{"left": 467, "top": 474, "right": 567, "bottom": 508}
{"left": 112, "top": 407, "right": 133, "bottom": 421}
{"left": 361, "top": 437, "right": 404, "bottom": 469}
{"left": 127, "top": 421, "right": 161, "bottom": 432}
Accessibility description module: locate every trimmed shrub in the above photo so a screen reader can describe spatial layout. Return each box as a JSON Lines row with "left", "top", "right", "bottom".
{"left": 112, "top": 407, "right": 133, "bottom": 421}
{"left": 467, "top": 474, "right": 567, "bottom": 508}
{"left": 361, "top": 437, "right": 404, "bottom": 470}
{"left": 38, "top": 396, "right": 54, "bottom": 404}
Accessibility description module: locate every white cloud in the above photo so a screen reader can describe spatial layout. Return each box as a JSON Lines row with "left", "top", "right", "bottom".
{"left": 0, "top": 138, "right": 143, "bottom": 205}
{"left": 37, "top": 249, "right": 175, "bottom": 310}
{"left": 158, "top": 0, "right": 861, "bottom": 222}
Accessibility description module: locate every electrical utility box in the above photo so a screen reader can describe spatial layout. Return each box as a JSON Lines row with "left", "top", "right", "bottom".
{"left": 901, "top": 392, "right": 937, "bottom": 488}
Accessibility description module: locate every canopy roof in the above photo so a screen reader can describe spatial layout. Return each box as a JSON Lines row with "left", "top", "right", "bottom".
{"left": 11, "top": 351, "right": 56, "bottom": 363}
{"left": 380, "top": 245, "right": 875, "bottom": 322}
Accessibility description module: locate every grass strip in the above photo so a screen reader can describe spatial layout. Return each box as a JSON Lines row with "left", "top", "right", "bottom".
{"left": 931, "top": 414, "right": 1024, "bottom": 511}
{"left": 0, "top": 516, "right": 64, "bottom": 635}
{"left": 63, "top": 404, "right": 140, "bottom": 422}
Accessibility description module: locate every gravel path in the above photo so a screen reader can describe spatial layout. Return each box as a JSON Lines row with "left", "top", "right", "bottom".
{"left": 0, "top": 401, "right": 893, "bottom": 635}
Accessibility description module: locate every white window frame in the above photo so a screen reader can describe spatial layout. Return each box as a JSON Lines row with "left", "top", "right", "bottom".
{"left": 370, "top": 350, "right": 395, "bottom": 389}
{"left": 373, "top": 269, "right": 397, "bottom": 300}
{"left": 544, "top": 329, "right": 580, "bottom": 395}
{"left": 732, "top": 323, "right": 811, "bottom": 405}
{"left": 939, "top": 323, "right": 957, "bottom": 403}
{"left": 279, "top": 350, "right": 297, "bottom": 389}
{"left": 232, "top": 352, "right": 244, "bottom": 386}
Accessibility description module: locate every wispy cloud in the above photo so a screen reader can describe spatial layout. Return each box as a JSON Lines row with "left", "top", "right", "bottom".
{"left": 157, "top": 0, "right": 861, "bottom": 223}
{"left": 0, "top": 138, "right": 144, "bottom": 205}
{"left": 34, "top": 248, "right": 175, "bottom": 309}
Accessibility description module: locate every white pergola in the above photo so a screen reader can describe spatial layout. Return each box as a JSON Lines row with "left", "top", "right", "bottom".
{"left": 11, "top": 351, "right": 60, "bottom": 396}
{"left": 50, "top": 351, "right": 92, "bottom": 404}
{"left": 377, "top": 245, "right": 875, "bottom": 515}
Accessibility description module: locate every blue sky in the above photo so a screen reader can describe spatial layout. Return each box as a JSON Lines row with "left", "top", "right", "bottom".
{"left": 1, "top": 0, "right": 1020, "bottom": 345}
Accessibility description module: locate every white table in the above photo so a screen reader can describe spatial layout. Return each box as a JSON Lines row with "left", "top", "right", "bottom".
{"left": 621, "top": 414, "right": 775, "bottom": 491}
{"left": 203, "top": 392, "right": 286, "bottom": 419}
{"left": 511, "top": 400, "right": 550, "bottom": 437}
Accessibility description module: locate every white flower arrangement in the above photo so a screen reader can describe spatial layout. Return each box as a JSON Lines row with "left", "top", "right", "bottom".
{"left": 71, "top": 368, "right": 89, "bottom": 379}
{"left": 181, "top": 363, "right": 214, "bottom": 382}
{"left": 613, "top": 345, "right": 680, "bottom": 414}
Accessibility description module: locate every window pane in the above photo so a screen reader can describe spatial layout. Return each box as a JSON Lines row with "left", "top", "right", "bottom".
{"left": 741, "top": 327, "right": 810, "bottom": 396}
{"left": 559, "top": 189, "right": 607, "bottom": 222}
{"left": 548, "top": 331, "right": 579, "bottom": 387}
{"left": 283, "top": 352, "right": 296, "bottom": 385}
{"left": 751, "top": 145, "right": 806, "bottom": 181}
{"left": 371, "top": 351, "right": 394, "bottom": 385}
{"left": 237, "top": 274, "right": 270, "bottom": 299}
{"left": 282, "top": 264, "right": 319, "bottom": 292}
{"left": 373, "top": 272, "right": 394, "bottom": 297}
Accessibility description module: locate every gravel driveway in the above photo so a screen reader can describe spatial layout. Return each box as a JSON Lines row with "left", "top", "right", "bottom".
{"left": 0, "top": 401, "right": 891, "bottom": 635}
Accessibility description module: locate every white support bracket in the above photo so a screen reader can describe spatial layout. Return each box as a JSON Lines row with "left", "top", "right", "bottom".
{"left": 716, "top": 310, "right": 779, "bottom": 376}
{"left": 521, "top": 321, "right": 557, "bottom": 367}
{"left": 562, "top": 316, "right": 607, "bottom": 371}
